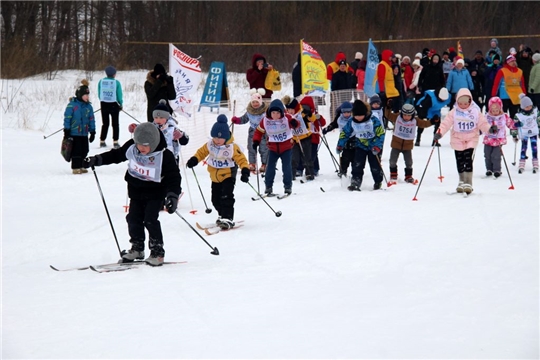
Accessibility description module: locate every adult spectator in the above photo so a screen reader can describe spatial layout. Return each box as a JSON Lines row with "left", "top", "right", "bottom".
{"left": 418, "top": 53, "right": 445, "bottom": 95}
{"left": 483, "top": 54, "right": 502, "bottom": 105}
{"left": 517, "top": 47, "right": 534, "bottom": 92}
{"left": 375, "top": 49, "right": 400, "bottom": 113}
{"left": 292, "top": 53, "right": 302, "bottom": 98}
{"left": 350, "top": 52, "right": 363, "bottom": 73}
{"left": 446, "top": 58, "right": 474, "bottom": 109}
{"left": 492, "top": 55, "right": 527, "bottom": 118}
{"left": 485, "top": 38, "right": 502, "bottom": 64}
{"left": 528, "top": 53, "right": 540, "bottom": 108}
{"left": 144, "top": 63, "right": 176, "bottom": 123}
{"left": 247, "top": 53, "right": 274, "bottom": 101}
{"left": 401, "top": 56, "right": 414, "bottom": 91}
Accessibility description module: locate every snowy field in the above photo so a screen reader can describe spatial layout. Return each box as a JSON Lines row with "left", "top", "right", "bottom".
{"left": 1, "top": 70, "right": 539, "bottom": 359}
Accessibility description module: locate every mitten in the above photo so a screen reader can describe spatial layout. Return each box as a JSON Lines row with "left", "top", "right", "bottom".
{"left": 433, "top": 132, "right": 442, "bottom": 141}
{"left": 513, "top": 136, "right": 519, "bottom": 143}
{"left": 240, "top": 167, "right": 250, "bottom": 183}
{"left": 489, "top": 125, "right": 498, "bottom": 134}
{"left": 63, "top": 129, "right": 71, "bottom": 138}
{"left": 514, "top": 120, "right": 523, "bottom": 127}
{"left": 336, "top": 146, "right": 343, "bottom": 155}
{"left": 252, "top": 141, "right": 259, "bottom": 151}
{"left": 83, "top": 155, "right": 102, "bottom": 168}
{"left": 128, "top": 123, "right": 137, "bottom": 133}
{"left": 173, "top": 129, "right": 183, "bottom": 141}
{"left": 231, "top": 116, "right": 242, "bottom": 124}
{"left": 322, "top": 127, "right": 329, "bottom": 135}
{"left": 89, "top": 132, "right": 96, "bottom": 143}
{"left": 290, "top": 119, "right": 299, "bottom": 128}
{"left": 186, "top": 156, "right": 198, "bottom": 168}
{"left": 165, "top": 192, "right": 179, "bottom": 214}
{"left": 118, "top": 104, "right": 123, "bottom": 111}
{"left": 371, "top": 146, "right": 381, "bottom": 155}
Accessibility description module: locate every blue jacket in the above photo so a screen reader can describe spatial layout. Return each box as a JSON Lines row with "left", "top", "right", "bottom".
{"left": 337, "top": 112, "right": 385, "bottom": 151}
{"left": 416, "top": 90, "right": 451, "bottom": 119}
{"left": 446, "top": 68, "right": 474, "bottom": 94}
{"left": 64, "top": 98, "right": 96, "bottom": 136}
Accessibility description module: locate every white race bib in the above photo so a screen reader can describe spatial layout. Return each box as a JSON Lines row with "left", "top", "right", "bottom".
{"left": 99, "top": 79, "right": 117, "bottom": 103}
{"left": 125, "top": 144, "right": 164, "bottom": 182}
{"left": 206, "top": 140, "right": 235, "bottom": 168}
{"left": 264, "top": 117, "right": 293, "bottom": 143}
{"left": 453, "top": 108, "right": 479, "bottom": 133}
{"left": 394, "top": 116, "right": 416, "bottom": 140}
{"left": 351, "top": 120, "right": 375, "bottom": 139}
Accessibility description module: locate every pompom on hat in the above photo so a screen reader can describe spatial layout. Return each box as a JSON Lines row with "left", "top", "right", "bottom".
{"left": 134, "top": 122, "right": 161, "bottom": 153}
{"left": 250, "top": 88, "right": 265, "bottom": 106}
{"left": 437, "top": 87, "right": 449, "bottom": 101}
{"left": 75, "top": 79, "right": 90, "bottom": 101}
{"left": 210, "top": 114, "right": 231, "bottom": 139}
{"left": 153, "top": 99, "right": 170, "bottom": 119}
{"left": 519, "top": 93, "right": 533, "bottom": 109}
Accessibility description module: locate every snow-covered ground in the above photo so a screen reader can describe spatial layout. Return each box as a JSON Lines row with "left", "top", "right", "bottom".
{"left": 2, "top": 70, "right": 539, "bottom": 359}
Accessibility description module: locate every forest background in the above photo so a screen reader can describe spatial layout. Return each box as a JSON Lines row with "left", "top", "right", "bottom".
{"left": 1, "top": 1, "right": 539, "bottom": 80}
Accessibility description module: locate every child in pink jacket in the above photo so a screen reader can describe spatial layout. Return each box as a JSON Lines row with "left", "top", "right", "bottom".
{"left": 434, "top": 88, "right": 491, "bottom": 194}
{"left": 482, "top": 97, "right": 515, "bottom": 178}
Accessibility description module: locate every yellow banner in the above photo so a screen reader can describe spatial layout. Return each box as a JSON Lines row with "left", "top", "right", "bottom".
{"left": 300, "top": 40, "right": 328, "bottom": 96}
{"left": 457, "top": 40, "right": 464, "bottom": 59}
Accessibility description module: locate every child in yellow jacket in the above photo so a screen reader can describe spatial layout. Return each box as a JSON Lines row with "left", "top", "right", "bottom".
{"left": 186, "top": 115, "right": 250, "bottom": 229}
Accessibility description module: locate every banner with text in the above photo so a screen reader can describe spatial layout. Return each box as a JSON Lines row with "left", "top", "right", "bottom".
{"left": 198, "top": 61, "right": 229, "bottom": 113}
{"left": 300, "top": 40, "right": 328, "bottom": 97}
{"left": 364, "top": 39, "right": 378, "bottom": 97}
{"left": 169, "top": 43, "right": 202, "bottom": 118}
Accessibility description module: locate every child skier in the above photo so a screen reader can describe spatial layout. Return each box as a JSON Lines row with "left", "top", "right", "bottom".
{"left": 83, "top": 122, "right": 182, "bottom": 266}
{"left": 322, "top": 101, "right": 354, "bottom": 177}
{"left": 434, "top": 88, "right": 491, "bottom": 194}
{"left": 63, "top": 79, "right": 96, "bottom": 174}
{"left": 337, "top": 100, "right": 385, "bottom": 191}
{"left": 291, "top": 96, "right": 317, "bottom": 181}
{"left": 252, "top": 99, "right": 300, "bottom": 195}
{"left": 186, "top": 115, "right": 250, "bottom": 230}
{"left": 512, "top": 94, "right": 539, "bottom": 173}
{"left": 415, "top": 87, "right": 450, "bottom": 146}
{"left": 386, "top": 103, "right": 437, "bottom": 183}
{"left": 483, "top": 97, "right": 515, "bottom": 177}
{"left": 231, "top": 88, "right": 268, "bottom": 174}
{"left": 128, "top": 99, "right": 189, "bottom": 164}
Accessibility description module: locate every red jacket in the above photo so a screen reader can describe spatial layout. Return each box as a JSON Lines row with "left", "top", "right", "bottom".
{"left": 246, "top": 53, "right": 272, "bottom": 99}
{"left": 253, "top": 114, "right": 299, "bottom": 154}
{"left": 377, "top": 49, "right": 394, "bottom": 92}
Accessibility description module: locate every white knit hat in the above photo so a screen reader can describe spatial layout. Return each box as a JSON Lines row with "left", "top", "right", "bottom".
{"left": 532, "top": 53, "right": 540, "bottom": 63}
{"left": 415, "top": 52, "right": 422, "bottom": 59}
{"left": 355, "top": 52, "right": 363, "bottom": 60}
{"left": 412, "top": 59, "right": 421, "bottom": 67}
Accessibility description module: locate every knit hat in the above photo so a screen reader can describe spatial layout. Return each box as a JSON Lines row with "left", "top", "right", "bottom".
{"left": 455, "top": 58, "right": 465, "bottom": 66}
{"left": 355, "top": 52, "right": 363, "bottom": 60}
{"left": 153, "top": 99, "right": 170, "bottom": 119}
{"left": 519, "top": 93, "right": 533, "bottom": 109}
{"left": 402, "top": 56, "right": 411, "bottom": 63}
{"left": 105, "top": 66, "right": 116, "bottom": 77}
{"left": 415, "top": 52, "right": 422, "bottom": 59}
{"left": 401, "top": 103, "right": 416, "bottom": 117}
{"left": 153, "top": 63, "right": 166, "bottom": 76}
{"left": 369, "top": 94, "right": 381, "bottom": 106}
{"left": 251, "top": 92, "right": 263, "bottom": 106}
{"left": 532, "top": 53, "right": 540, "bottom": 63}
{"left": 338, "top": 59, "right": 347, "bottom": 66}
{"left": 448, "top": 47, "right": 456, "bottom": 53}
{"left": 352, "top": 100, "right": 368, "bottom": 116}
{"left": 509, "top": 47, "right": 517, "bottom": 55}
{"left": 506, "top": 55, "right": 516, "bottom": 64}
{"left": 492, "top": 54, "right": 501, "bottom": 62}
{"left": 340, "top": 101, "right": 353, "bottom": 112}
{"left": 490, "top": 38, "right": 498, "bottom": 45}
{"left": 488, "top": 96, "right": 503, "bottom": 110}
{"left": 75, "top": 79, "right": 90, "bottom": 101}
{"left": 437, "top": 87, "right": 449, "bottom": 101}
{"left": 210, "top": 114, "right": 230, "bottom": 139}
{"left": 134, "top": 122, "right": 161, "bottom": 153}
{"left": 412, "top": 59, "right": 421, "bottom": 67}
{"left": 266, "top": 99, "right": 285, "bottom": 117}
{"left": 475, "top": 50, "right": 483, "bottom": 55}
{"left": 282, "top": 95, "right": 299, "bottom": 110}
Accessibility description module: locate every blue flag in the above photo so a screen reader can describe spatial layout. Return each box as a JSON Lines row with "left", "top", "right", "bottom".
{"left": 363, "top": 39, "right": 378, "bottom": 97}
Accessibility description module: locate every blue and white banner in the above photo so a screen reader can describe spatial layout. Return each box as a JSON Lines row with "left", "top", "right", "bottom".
{"left": 198, "top": 61, "right": 228, "bottom": 112}
{"left": 363, "top": 39, "right": 378, "bottom": 97}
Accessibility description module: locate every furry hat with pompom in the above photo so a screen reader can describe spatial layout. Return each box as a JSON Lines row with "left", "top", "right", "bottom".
{"left": 250, "top": 88, "right": 265, "bottom": 106}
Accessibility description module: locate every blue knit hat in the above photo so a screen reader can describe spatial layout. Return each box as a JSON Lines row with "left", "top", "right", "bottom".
{"left": 153, "top": 99, "right": 170, "bottom": 119}
{"left": 340, "top": 101, "right": 353, "bottom": 112}
{"left": 210, "top": 115, "right": 230, "bottom": 139}
{"left": 266, "top": 99, "right": 285, "bottom": 117}
{"left": 105, "top": 66, "right": 116, "bottom": 77}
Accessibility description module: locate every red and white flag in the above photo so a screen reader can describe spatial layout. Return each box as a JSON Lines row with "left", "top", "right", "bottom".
{"left": 169, "top": 44, "right": 202, "bottom": 118}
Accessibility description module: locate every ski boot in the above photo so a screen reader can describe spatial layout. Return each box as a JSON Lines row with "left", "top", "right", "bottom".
{"left": 145, "top": 251, "right": 164, "bottom": 266}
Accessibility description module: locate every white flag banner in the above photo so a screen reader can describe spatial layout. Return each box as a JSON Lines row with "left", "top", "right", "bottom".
{"left": 169, "top": 43, "right": 202, "bottom": 118}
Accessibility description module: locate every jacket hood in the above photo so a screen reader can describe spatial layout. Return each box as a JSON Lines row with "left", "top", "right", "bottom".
{"left": 251, "top": 53, "right": 266, "bottom": 68}
{"left": 381, "top": 49, "right": 394, "bottom": 64}
{"left": 429, "top": 53, "right": 441, "bottom": 66}
{"left": 266, "top": 99, "right": 286, "bottom": 117}
{"left": 300, "top": 96, "right": 316, "bottom": 112}
{"left": 334, "top": 52, "right": 347, "bottom": 64}
{"left": 455, "top": 88, "right": 473, "bottom": 108}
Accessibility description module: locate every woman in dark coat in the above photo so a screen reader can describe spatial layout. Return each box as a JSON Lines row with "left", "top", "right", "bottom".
{"left": 144, "top": 63, "right": 177, "bottom": 122}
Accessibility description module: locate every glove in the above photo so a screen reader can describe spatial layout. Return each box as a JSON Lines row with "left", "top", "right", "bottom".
{"left": 186, "top": 156, "right": 198, "bottom": 168}
{"left": 83, "top": 155, "right": 102, "bottom": 168}
{"left": 128, "top": 123, "right": 137, "bottom": 133}
{"left": 231, "top": 116, "right": 242, "bottom": 124}
{"left": 336, "top": 146, "right": 343, "bottom": 155}
{"left": 252, "top": 141, "right": 259, "bottom": 151}
{"left": 514, "top": 121, "right": 523, "bottom": 128}
{"left": 63, "top": 129, "right": 71, "bottom": 138}
{"left": 371, "top": 146, "right": 381, "bottom": 155}
{"left": 302, "top": 105, "right": 313, "bottom": 117}
{"left": 530, "top": 89, "right": 534, "bottom": 94}
{"left": 173, "top": 129, "right": 183, "bottom": 140}
{"left": 322, "top": 127, "right": 329, "bottom": 135}
{"left": 89, "top": 132, "right": 96, "bottom": 143}
{"left": 165, "top": 193, "right": 179, "bottom": 214}
{"left": 433, "top": 132, "right": 442, "bottom": 141}
{"left": 118, "top": 104, "right": 123, "bottom": 111}
{"left": 489, "top": 125, "right": 498, "bottom": 134}
{"left": 513, "top": 136, "right": 519, "bottom": 143}
{"left": 240, "top": 167, "right": 250, "bottom": 183}
{"left": 290, "top": 119, "right": 299, "bottom": 128}
{"left": 168, "top": 75, "right": 175, "bottom": 84}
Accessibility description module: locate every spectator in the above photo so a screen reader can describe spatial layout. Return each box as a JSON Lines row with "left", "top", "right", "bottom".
{"left": 247, "top": 53, "right": 274, "bottom": 101}
{"left": 492, "top": 55, "right": 527, "bottom": 118}
{"left": 418, "top": 53, "right": 445, "bottom": 95}
{"left": 441, "top": 51, "right": 453, "bottom": 81}
{"left": 517, "top": 47, "right": 534, "bottom": 92}
{"left": 446, "top": 58, "right": 474, "bottom": 109}
{"left": 376, "top": 49, "right": 401, "bottom": 112}
{"left": 485, "top": 38, "right": 503, "bottom": 64}
{"left": 350, "top": 52, "right": 364, "bottom": 73}
{"left": 528, "top": 53, "right": 540, "bottom": 107}
{"left": 483, "top": 54, "right": 502, "bottom": 105}
{"left": 144, "top": 63, "right": 176, "bottom": 123}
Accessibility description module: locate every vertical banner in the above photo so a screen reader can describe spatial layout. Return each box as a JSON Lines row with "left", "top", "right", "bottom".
{"left": 457, "top": 41, "right": 464, "bottom": 59}
{"left": 198, "top": 61, "right": 229, "bottom": 113}
{"left": 300, "top": 39, "right": 328, "bottom": 96}
{"left": 364, "top": 39, "right": 378, "bottom": 97}
{"left": 169, "top": 43, "right": 202, "bottom": 118}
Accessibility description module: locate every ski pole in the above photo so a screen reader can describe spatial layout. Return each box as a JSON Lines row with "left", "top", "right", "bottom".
{"left": 412, "top": 143, "right": 437, "bottom": 201}
{"left": 320, "top": 132, "right": 341, "bottom": 173}
{"left": 254, "top": 153, "right": 261, "bottom": 194}
{"left": 191, "top": 168, "right": 212, "bottom": 214}
{"left": 512, "top": 140, "right": 518, "bottom": 166}
{"left": 121, "top": 109, "right": 142, "bottom": 124}
{"left": 500, "top": 145, "right": 515, "bottom": 190}
{"left": 374, "top": 153, "right": 392, "bottom": 187}
{"left": 179, "top": 149, "right": 197, "bottom": 214}
{"left": 436, "top": 143, "right": 444, "bottom": 182}
{"left": 174, "top": 211, "right": 219, "bottom": 255}
{"left": 246, "top": 181, "right": 282, "bottom": 217}
{"left": 44, "top": 108, "right": 101, "bottom": 139}
{"left": 91, "top": 166, "right": 123, "bottom": 257}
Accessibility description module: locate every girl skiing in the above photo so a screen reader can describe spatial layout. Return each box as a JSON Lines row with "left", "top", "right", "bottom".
{"left": 512, "top": 94, "right": 540, "bottom": 173}
{"left": 482, "top": 97, "right": 515, "bottom": 177}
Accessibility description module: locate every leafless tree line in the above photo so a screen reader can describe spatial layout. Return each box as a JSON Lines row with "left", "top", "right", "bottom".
{"left": 1, "top": 1, "right": 538, "bottom": 79}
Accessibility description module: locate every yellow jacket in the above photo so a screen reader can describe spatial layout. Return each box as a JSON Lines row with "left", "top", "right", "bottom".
{"left": 192, "top": 135, "right": 249, "bottom": 183}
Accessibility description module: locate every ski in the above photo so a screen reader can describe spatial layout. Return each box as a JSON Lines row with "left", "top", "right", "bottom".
{"left": 90, "top": 261, "right": 187, "bottom": 273}
{"left": 51, "top": 261, "right": 186, "bottom": 272}
{"left": 50, "top": 264, "right": 91, "bottom": 272}
{"left": 197, "top": 220, "right": 244, "bottom": 231}
{"left": 251, "top": 193, "right": 277, "bottom": 201}
{"left": 204, "top": 223, "right": 245, "bottom": 235}
{"left": 277, "top": 193, "right": 293, "bottom": 199}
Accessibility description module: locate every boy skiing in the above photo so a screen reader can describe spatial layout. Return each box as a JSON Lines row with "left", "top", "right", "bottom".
{"left": 512, "top": 94, "right": 540, "bottom": 173}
